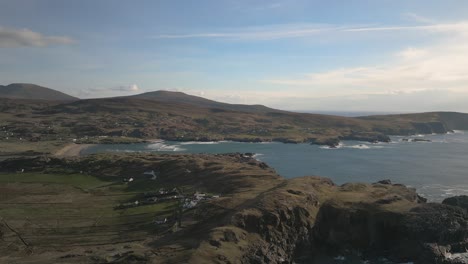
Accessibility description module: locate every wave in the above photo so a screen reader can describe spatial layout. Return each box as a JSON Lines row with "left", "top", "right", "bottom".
{"left": 347, "top": 144, "right": 370, "bottom": 149}
{"left": 319, "top": 143, "right": 344, "bottom": 149}
{"left": 180, "top": 141, "right": 219, "bottom": 145}
{"left": 418, "top": 184, "right": 468, "bottom": 201}
{"left": 253, "top": 153, "right": 264, "bottom": 160}
{"left": 320, "top": 143, "right": 386, "bottom": 150}
{"left": 146, "top": 142, "right": 186, "bottom": 152}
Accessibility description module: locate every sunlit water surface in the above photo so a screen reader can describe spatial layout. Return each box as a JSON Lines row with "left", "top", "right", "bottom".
{"left": 83, "top": 131, "right": 468, "bottom": 202}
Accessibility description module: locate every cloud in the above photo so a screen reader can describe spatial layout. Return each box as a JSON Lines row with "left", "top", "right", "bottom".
{"left": 403, "top": 12, "right": 437, "bottom": 24}
{"left": 263, "top": 20, "right": 468, "bottom": 98}
{"left": 152, "top": 21, "right": 468, "bottom": 41}
{"left": 342, "top": 22, "right": 468, "bottom": 33}
{"left": 0, "top": 26, "right": 74, "bottom": 48}
{"left": 79, "top": 84, "right": 141, "bottom": 98}
{"left": 111, "top": 84, "right": 140, "bottom": 92}
{"left": 181, "top": 18, "right": 468, "bottom": 112}
{"left": 154, "top": 24, "right": 335, "bottom": 40}
{"left": 194, "top": 87, "right": 468, "bottom": 113}
{"left": 275, "top": 89, "right": 468, "bottom": 112}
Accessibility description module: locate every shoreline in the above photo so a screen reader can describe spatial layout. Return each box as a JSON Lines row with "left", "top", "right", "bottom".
{"left": 54, "top": 143, "right": 95, "bottom": 157}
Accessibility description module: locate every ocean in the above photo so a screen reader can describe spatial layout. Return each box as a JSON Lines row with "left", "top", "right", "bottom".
{"left": 82, "top": 131, "right": 468, "bottom": 202}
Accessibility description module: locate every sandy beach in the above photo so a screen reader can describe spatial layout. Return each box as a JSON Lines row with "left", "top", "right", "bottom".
{"left": 54, "top": 143, "right": 95, "bottom": 157}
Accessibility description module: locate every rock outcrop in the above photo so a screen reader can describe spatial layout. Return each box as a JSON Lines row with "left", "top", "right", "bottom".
{"left": 340, "top": 131, "right": 391, "bottom": 143}
{"left": 443, "top": 195, "right": 468, "bottom": 211}
{"left": 412, "top": 122, "right": 450, "bottom": 134}
{"left": 312, "top": 193, "right": 468, "bottom": 263}
{"left": 191, "top": 178, "right": 468, "bottom": 264}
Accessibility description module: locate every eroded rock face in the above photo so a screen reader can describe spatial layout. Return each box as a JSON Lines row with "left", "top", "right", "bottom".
{"left": 340, "top": 131, "right": 391, "bottom": 143}
{"left": 196, "top": 179, "right": 468, "bottom": 264}
{"left": 313, "top": 201, "right": 468, "bottom": 263}
{"left": 412, "top": 122, "right": 449, "bottom": 134}
{"left": 443, "top": 195, "right": 468, "bottom": 211}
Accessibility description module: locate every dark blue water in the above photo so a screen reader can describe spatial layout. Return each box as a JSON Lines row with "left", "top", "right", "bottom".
{"left": 83, "top": 131, "right": 468, "bottom": 202}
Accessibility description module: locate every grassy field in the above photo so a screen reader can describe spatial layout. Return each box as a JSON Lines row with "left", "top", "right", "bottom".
{"left": 0, "top": 170, "right": 178, "bottom": 260}
{"left": 0, "top": 153, "right": 286, "bottom": 263}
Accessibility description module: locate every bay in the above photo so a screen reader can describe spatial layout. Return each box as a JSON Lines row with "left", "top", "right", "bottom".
{"left": 83, "top": 131, "right": 468, "bottom": 202}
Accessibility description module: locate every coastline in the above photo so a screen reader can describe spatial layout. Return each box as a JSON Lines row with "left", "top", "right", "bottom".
{"left": 54, "top": 143, "right": 95, "bottom": 157}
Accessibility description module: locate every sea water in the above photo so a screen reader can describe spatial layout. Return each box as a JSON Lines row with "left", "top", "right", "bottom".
{"left": 83, "top": 131, "right": 468, "bottom": 202}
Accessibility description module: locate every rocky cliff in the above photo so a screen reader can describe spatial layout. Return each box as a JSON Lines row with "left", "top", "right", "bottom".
{"left": 191, "top": 178, "right": 468, "bottom": 264}
{"left": 1, "top": 155, "right": 467, "bottom": 264}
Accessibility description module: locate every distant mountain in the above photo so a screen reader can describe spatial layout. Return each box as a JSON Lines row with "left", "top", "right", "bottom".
{"left": 129, "top": 90, "right": 277, "bottom": 113}
{"left": 0, "top": 83, "right": 78, "bottom": 101}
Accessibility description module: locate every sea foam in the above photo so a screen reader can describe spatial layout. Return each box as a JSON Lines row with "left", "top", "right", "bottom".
{"left": 146, "top": 142, "right": 186, "bottom": 152}
{"left": 180, "top": 141, "right": 219, "bottom": 145}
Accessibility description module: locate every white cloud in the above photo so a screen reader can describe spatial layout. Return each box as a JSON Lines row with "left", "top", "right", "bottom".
{"left": 110, "top": 84, "right": 140, "bottom": 92}
{"left": 263, "top": 21, "right": 468, "bottom": 99}
{"left": 397, "top": 48, "right": 428, "bottom": 59}
{"left": 194, "top": 87, "right": 468, "bottom": 113}
{"left": 79, "top": 84, "right": 141, "bottom": 98}
{"left": 402, "top": 12, "right": 437, "bottom": 24}
{"left": 130, "top": 84, "right": 139, "bottom": 91}
{"left": 0, "top": 27, "right": 74, "bottom": 48}
{"left": 153, "top": 21, "right": 468, "bottom": 41}
{"left": 185, "top": 18, "right": 468, "bottom": 112}
{"left": 154, "top": 24, "right": 335, "bottom": 40}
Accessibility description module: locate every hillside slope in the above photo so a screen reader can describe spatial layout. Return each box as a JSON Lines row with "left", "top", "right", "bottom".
{"left": 1, "top": 84, "right": 468, "bottom": 149}
{"left": 0, "top": 83, "right": 78, "bottom": 101}
{"left": 129, "top": 90, "right": 278, "bottom": 113}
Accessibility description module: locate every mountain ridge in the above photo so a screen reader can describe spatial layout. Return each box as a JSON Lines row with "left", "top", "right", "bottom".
{"left": 128, "top": 90, "right": 280, "bottom": 113}
{"left": 1, "top": 83, "right": 468, "bottom": 147}
{"left": 0, "top": 83, "right": 78, "bottom": 101}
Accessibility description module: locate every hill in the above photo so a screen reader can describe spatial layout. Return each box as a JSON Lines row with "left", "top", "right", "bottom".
{"left": 0, "top": 83, "right": 78, "bottom": 101}
{"left": 34, "top": 96, "right": 379, "bottom": 145}
{"left": 1, "top": 86, "right": 468, "bottom": 151}
{"left": 129, "top": 90, "right": 277, "bottom": 113}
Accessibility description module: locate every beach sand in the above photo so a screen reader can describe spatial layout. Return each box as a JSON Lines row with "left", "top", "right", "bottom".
{"left": 54, "top": 143, "right": 94, "bottom": 157}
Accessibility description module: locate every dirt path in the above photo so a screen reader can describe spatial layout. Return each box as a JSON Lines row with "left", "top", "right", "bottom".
{"left": 54, "top": 143, "right": 95, "bottom": 157}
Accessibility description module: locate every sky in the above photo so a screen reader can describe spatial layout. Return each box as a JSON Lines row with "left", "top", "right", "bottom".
{"left": 1, "top": 0, "right": 468, "bottom": 112}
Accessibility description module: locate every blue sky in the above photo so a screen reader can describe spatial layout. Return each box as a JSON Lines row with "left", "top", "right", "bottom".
{"left": 1, "top": 0, "right": 468, "bottom": 112}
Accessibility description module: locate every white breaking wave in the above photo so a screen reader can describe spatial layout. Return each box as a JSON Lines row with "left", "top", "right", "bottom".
{"left": 419, "top": 184, "right": 468, "bottom": 201}
{"left": 111, "top": 149, "right": 138, "bottom": 153}
{"left": 146, "top": 142, "right": 186, "bottom": 152}
{"left": 319, "top": 143, "right": 344, "bottom": 149}
{"left": 253, "top": 153, "right": 264, "bottom": 160}
{"left": 320, "top": 143, "right": 386, "bottom": 150}
{"left": 180, "top": 141, "right": 219, "bottom": 145}
{"left": 347, "top": 144, "right": 371, "bottom": 149}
